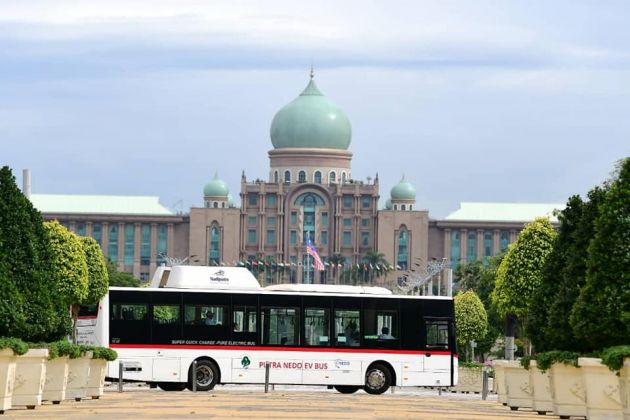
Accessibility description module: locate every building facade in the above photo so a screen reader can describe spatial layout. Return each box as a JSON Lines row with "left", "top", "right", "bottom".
{"left": 29, "top": 75, "right": 563, "bottom": 289}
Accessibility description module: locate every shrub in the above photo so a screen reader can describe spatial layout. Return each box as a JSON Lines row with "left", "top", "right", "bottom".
{"left": 0, "top": 337, "right": 28, "bottom": 355}
{"left": 536, "top": 351, "right": 580, "bottom": 372}
{"left": 600, "top": 345, "right": 630, "bottom": 374}
{"left": 80, "top": 345, "right": 118, "bottom": 361}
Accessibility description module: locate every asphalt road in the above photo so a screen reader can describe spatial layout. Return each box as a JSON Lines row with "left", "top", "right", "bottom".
{"left": 3, "top": 385, "right": 546, "bottom": 419}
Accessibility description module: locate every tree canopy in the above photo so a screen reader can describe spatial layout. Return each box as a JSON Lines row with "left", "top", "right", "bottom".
{"left": 491, "top": 218, "right": 557, "bottom": 323}
{"left": 0, "top": 166, "right": 70, "bottom": 341}
{"left": 454, "top": 290, "right": 488, "bottom": 360}
{"left": 571, "top": 157, "right": 630, "bottom": 348}
{"left": 80, "top": 236, "right": 109, "bottom": 304}
{"left": 44, "top": 220, "right": 89, "bottom": 306}
{"left": 107, "top": 261, "right": 141, "bottom": 287}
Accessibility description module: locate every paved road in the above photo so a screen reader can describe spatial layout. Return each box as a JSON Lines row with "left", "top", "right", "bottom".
{"left": 3, "top": 386, "right": 544, "bottom": 419}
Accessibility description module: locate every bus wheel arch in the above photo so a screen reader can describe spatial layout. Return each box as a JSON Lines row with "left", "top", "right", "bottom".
{"left": 187, "top": 357, "right": 221, "bottom": 391}
{"left": 364, "top": 361, "right": 395, "bottom": 395}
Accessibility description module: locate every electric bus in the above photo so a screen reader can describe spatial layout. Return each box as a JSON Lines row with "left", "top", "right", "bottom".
{"left": 78, "top": 265, "right": 458, "bottom": 394}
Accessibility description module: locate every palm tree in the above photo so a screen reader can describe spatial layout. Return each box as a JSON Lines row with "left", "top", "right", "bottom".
{"left": 328, "top": 253, "right": 345, "bottom": 284}
{"left": 363, "top": 250, "right": 390, "bottom": 283}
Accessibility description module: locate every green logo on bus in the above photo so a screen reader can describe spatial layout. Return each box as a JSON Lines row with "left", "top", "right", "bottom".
{"left": 241, "top": 356, "right": 251, "bottom": 369}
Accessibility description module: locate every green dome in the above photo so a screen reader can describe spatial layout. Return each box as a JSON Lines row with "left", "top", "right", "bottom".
{"left": 391, "top": 176, "right": 416, "bottom": 200}
{"left": 203, "top": 173, "right": 229, "bottom": 197}
{"left": 270, "top": 78, "right": 351, "bottom": 149}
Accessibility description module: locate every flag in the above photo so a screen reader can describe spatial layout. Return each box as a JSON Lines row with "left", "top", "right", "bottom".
{"left": 306, "top": 237, "right": 325, "bottom": 271}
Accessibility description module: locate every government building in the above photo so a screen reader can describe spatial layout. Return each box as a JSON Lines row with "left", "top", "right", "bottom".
{"left": 27, "top": 74, "right": 562, "bottom": 290}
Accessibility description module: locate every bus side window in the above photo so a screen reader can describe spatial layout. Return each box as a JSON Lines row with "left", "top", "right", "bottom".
{"left": 112, "top": 303, "right": 147, "bottom": 321}
{"left": 261, "top": 307, "right": 299, "bottom": 345}
{"left": 425, "top": 319, "right": 449, "bottom": 349}
{"left": 233, "top": 306, "right": 257, "bottom": 333}
{"left": 334, "top": 309, "right": 360, "bottom": 347}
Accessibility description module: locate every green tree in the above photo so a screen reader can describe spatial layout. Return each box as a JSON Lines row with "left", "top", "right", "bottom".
{"left": 528, "top": 188, "right": 606, "bottom": 352}
{"left": 0, "top": 166, "right": 70, "bottom": 341}
{"left": 44, "top": 220, "right": 89, "bottom": 305}
{"left": 571, "top": 157, "right": 630, "bottom": 348}
{"left": 107, "top": 261, "right": 141, "bottom": 287}
{"left": 363, "top": 250, "right": 390, "bottom": 282}
{"left": 79, "top": 236, "right": 109, "bottom": 304}
{"left": 492, "top": 218, "right": 557, "bottom": 356}
{"left": 454, "top": 260, "right": 483, "bottom": 292}
{"left": 454, "top": 290, "right": 488, "bottom": 361}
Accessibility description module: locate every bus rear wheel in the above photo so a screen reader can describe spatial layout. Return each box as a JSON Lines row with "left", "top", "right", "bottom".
{"left": 187, "top": 360, "right": 219, "bottom": 391}
{"left": 334, "top": 385, "right": 360, "bottom": 394}
{"left": 364, "top": 363, "right": 391, "bottom": 395}
{"left": 157, "top": 382, "right": 187, "bottom": 391}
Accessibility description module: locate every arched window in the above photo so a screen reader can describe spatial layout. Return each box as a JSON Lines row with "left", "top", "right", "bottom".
{"left": 298, "top": 170, "right": 306, "bottom": 183}
{"left": 329, "top": 172, "right": 336, "bottom": 184}
{"left": 221, "top": 202, "right": 225, "bottom": 208}
{"left": 314, "top": 171, "right": 322, "bottom": 184}
{"left": 342, "top": 172, "right": 347, "bottom": 184}
{"left": 409, "top": 205, "right": 413, "bottom": 210}
{"left": 274, "top": 171, "right": 279, "bottom": 183}
{"left": 284, "top": 170, "right": 291, "bottom": 183}
{"left": 397, "top": 229, "right": 408, "bottom": 270}
{"left": 209, "top": 225, "right": 221, "bottom": 265}
{"left": 394, "top": 204, "right": 398, "bottom": 210}
{"left": 213, "top": 202, "right": 218, "bottom": 208}
{"left": 401, "top": 204, "right": 406, "bottom": 211}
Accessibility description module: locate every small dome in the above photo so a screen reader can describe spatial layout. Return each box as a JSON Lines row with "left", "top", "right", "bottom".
{"left": 391, "top": 175, "right": 416, "bottom": 200}
{"left": 385, "top": 198, "right": 392, "bottom": 210}
{"left": 270, "top": 76, "right": 351, "bottom": 150}
{"left": 203, "top": 173, "right": 229, "bottom": 197}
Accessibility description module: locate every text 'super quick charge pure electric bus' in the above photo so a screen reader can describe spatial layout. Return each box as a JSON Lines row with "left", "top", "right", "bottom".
{"left": 78, "top": 265, "right": 458, "bottom": 394}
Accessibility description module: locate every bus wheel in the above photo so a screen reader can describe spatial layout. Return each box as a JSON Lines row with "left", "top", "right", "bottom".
{"left": 334, "top": 385, "right": 360, "bottom": 394}
{"left": 188, "top": 360, "right": 219, "bottom": 391}
{"left": 157, "top": 382, "right": 187, "bottom": 391}
{"left": 364, "top": 364, "right": 391, "bottom": 395}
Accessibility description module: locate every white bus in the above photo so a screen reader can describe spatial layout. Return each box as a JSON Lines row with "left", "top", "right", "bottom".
{"left": 78, "top": 265, "right": 458, "bottom": 395}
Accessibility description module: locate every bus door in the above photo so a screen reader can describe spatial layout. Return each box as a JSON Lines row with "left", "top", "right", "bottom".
{"left": 423, "top": 317, "right": 455, "bottom": 386}
{"left": 231, "top": 294, "right": 262, "bottom": 383}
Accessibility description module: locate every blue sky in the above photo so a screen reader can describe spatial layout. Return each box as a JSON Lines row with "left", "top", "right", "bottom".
{"left": 1, "top": 0, "right": 629, "bottom": 217}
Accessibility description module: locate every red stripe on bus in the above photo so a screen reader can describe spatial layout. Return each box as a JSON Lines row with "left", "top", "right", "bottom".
{"left": 109, "top": 344, "right": 455, "bottom": 356}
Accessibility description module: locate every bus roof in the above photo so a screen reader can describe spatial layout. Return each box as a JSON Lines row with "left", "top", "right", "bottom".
{"left": 264, "top": 284, "right": 392, "bottom": 295}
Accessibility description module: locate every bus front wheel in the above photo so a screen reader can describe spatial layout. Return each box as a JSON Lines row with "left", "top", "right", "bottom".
{"left": 364, "top": 364, "right": 391, "bottom": 395}
{"left": 334, "top": 385, "right": 360, "bottom": 394}
{"left": 187, "top": 360, "right": 219, "bottom": 391}
{"left": 157, "top": 382, "right": 187, "bottom": 391}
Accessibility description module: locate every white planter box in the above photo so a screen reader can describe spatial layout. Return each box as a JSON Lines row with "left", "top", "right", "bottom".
{"left": 529, "top": 360, "right": 553, "bottom": 415}
{"left": 86, "top": 358, "right": 107, "bottom": 399}
{"left": 0, "top": 349, "right": 17, "bottom": 414}
{"left": 579, "top": 357, "right": 623, "bottom": 420}
{"left": 549, "top": 362, "right": 586, "bottom": 418}
{"left": 11, "top": 348, "right": 48, "bottom": 409}
{"left": 42, "top": 356, "right": 69, "bottom": 404}
{"left": 493, "top": 360, "right": 508, "bottom": 405}
{"left": 620, "top": 358, "right": 630, "bottom": 420}
{"left": 65, "top": 352, "right": 92, "bottom": 402}
{"left": 452, "top": 366, "right": 483, "bottom": 393}
{"left": 504, "top": 361, "right": 532, "bottom": 411}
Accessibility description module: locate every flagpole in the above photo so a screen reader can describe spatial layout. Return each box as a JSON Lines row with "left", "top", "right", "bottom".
{"left": 306, "top": 232, "right": 311, "bottom": 284}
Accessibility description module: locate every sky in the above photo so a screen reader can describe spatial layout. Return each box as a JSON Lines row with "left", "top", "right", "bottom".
{"left": 1, "top": 0, "right": 629, "bottom": 218}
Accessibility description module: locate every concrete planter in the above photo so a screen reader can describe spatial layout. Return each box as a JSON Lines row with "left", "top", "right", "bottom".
{"left": 492, "top": 360, "right": 508, "bottom": 405}
{"left": 0, "top": 349, "right": 17, "bottom": 414}
{"left": 452, "top": 366, "right": 483, "bottom": 393}
{"left": 504, "top": 361, "right": 532, "bottom": 411}
{"left": 549, "top": 362, "right": 586, "bottom": 418}
{"left": 620, "top": 358, "right": 630, "bottom": 420}
{"left": 11, "top": 348, "right": 48, "bottom": 409}
{"left": 579, "top": 357, "right": 623, "bottom": 420}
{"left": 529, "top": 360, "right": 553, "bottom": 415}
{"left": 65, "top": 352, "right": 92, "bottom": 402}
{"left": 42, "top": 356, "right": 69, "bottom": 404}
{"left": 86, "top": 358, "right": 108, "bottom": 399}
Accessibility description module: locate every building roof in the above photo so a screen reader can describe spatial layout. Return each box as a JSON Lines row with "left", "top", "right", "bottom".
{"left": 30, "top": 194, "right": 174, "bottom": 215}
{"left": 270, "top": 77, "right": 352, "bottom": 150}
{"left": 444, "top": 202, "right": 564, "bottom": 223}
{"left": 390, "top": 175, "right": 416, "bottom": 200}
{"left": 203, "top": 172, "right": 229, "bottom": 197}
